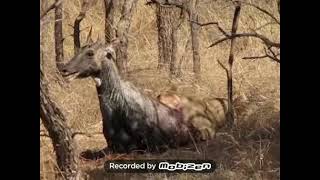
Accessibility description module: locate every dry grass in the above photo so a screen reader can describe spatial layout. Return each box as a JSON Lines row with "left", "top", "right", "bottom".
{"left": 40, "top": 0, "right": 280, "bottom": 179}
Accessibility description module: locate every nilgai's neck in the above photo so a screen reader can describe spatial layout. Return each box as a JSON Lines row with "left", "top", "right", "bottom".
{"left": 98, "top": 60, "right": 125, "bottom": 109}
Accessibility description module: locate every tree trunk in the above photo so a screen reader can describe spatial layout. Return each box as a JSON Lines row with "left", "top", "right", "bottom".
{"left": 156, "top": 4, "right": 180, "bottom": 76}
{"left": 54, "top": 0, "right": 64, "bottom": 70}
{"left": 177, "top": 38, "right": 190, "bottom": 77}
{"left": 115, "top": 0, "right": 138, "bottom": 74}
{"left": 104, "top": 0, "right": 115, "bottom": 44}
{"left": 226, "top": 3, "right": 241, "bottom": 127}
{"left": 189, "top": 0, "right": 200, "bottom": 77}
{"left": 74, "top": 0, "right": 92, "bottom": 54}
{"left": 40, "top": 56, "right": 80, "bottom": 179}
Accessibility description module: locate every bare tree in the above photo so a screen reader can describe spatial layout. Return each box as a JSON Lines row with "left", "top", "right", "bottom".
{"left": 41, "top": 4, "right": 81, "bottom": 179}
{"left": 40, "top": 54, "right": 80, "bottom": 179}
{"left": 54, "top": 0, "right": 64, "bottom": 70}
{"left": 207, "top": 2, "right": 241, "bottom": 127}
{"left": 147, "top": 0, "right": 202, "bottom": 77}
{"left": 115, "top": 0, "right": 139, "bottom": 73}
{"left": 206, "top": 1, "right": 279, "bottom": 127}
{"left": 208, "top": 1, "right": 280, "bottom": 63}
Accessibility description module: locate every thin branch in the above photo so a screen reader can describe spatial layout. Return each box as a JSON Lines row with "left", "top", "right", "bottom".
{"left": 189, "top": 20, "right": 229, "bottom": 37}
{"left": 208, "top": 32, "right": 280, "bottom": 48}
{"left": 243, "top": 54, "right": 280, "bottom": 63}
{"left": 40, "top": 0, "right": 63, "bottom": 20}
{"left": 254, "top": 21, "right": 278, "bottom": 31}
{"left": 267, "top": 54, "right": 280, "bottom": 63}
{"left": 243, "top": 55, "right": 268, "bottom": 59}
{"left": 217, "top": 60, "right": 228, "bottom": 74}
{"left": 267, "top": 46, "right": 279, "bottom": 58}
{"left": 243, "top": 48, "right": 280, "bottom": 63}
{"left": 62, "top": 26, "right": 91, "bottom": 42}
{"left": 235, "top": 0, "right": 280, "bottom": 24}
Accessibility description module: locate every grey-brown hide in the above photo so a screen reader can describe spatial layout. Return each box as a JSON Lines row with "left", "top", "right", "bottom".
{"left": 61, "top": 39, "right": 118, "bottom": 81}
{"left": 62, "top": 40, "right": 192, "bottom": 154}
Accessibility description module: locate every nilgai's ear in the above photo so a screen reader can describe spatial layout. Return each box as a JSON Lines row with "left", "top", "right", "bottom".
{"left": 86, "top": 26, "right": 94, "bottom": 44}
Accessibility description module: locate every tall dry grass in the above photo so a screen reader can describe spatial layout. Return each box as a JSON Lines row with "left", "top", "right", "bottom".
{"left": 40, "top": 0, "right": 280, "bottom": 179}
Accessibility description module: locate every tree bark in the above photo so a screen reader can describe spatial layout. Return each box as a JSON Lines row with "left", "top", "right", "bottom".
{"left": 54, "top": 0, "right": 64, "bottom": 70}
{"left": 189, "top": 0, "right": 200, "bottom": 77}
{"left": 40, "top": 53, "right": 80, "bottom": 179}
{"left": 104, "top": 0, "right": 115, "bottom": 44}
{"left": 155, "top": 4, "right": 181, "bottom": 76}
{"left": 115, "top": 0, "right": 138, "bottom": 73}
{"left": 74, "top": 0, "right": 92, "bottom": 54}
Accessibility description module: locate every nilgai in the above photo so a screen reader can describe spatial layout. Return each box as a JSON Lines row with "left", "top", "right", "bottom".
{"left": 61, "top": 39, "right": 228, "bottom": 158}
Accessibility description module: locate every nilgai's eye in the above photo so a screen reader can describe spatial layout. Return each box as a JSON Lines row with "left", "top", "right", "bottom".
{"left": 106, "top": 52, "right": 113, "bottom": 59}
{"left": 87, "top": 51, "right": 94, "bottom": 57}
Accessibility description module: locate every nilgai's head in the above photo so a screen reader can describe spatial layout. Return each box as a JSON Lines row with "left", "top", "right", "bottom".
{"left": 61, "top": 39, "right": 120, "bottom": 81}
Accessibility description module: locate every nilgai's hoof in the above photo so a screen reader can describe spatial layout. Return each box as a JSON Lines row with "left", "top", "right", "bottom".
{"left": 80, "top": 147, "right": 111, "bottom": 161}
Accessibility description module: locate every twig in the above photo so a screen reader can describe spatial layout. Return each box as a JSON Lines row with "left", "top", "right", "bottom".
{"left": 62, "top": 26, "right": 92, "bottom": 42}
{"left": 217, "top": 60, "right": 228, "bottom": 74}
{"left": 254, "top": 22, "right": 278, "bottom": 31}
{"left": 243, "top": 55, "right": 268, "bottom": 59}
{"left": 234, "top": 0, "right": 280, "bottom": 24}
{"left": 189, "top": 20, "right": 229, "bottom": 37}
{"left": 242, "top": 47, "right": 280, "bottom": 63}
